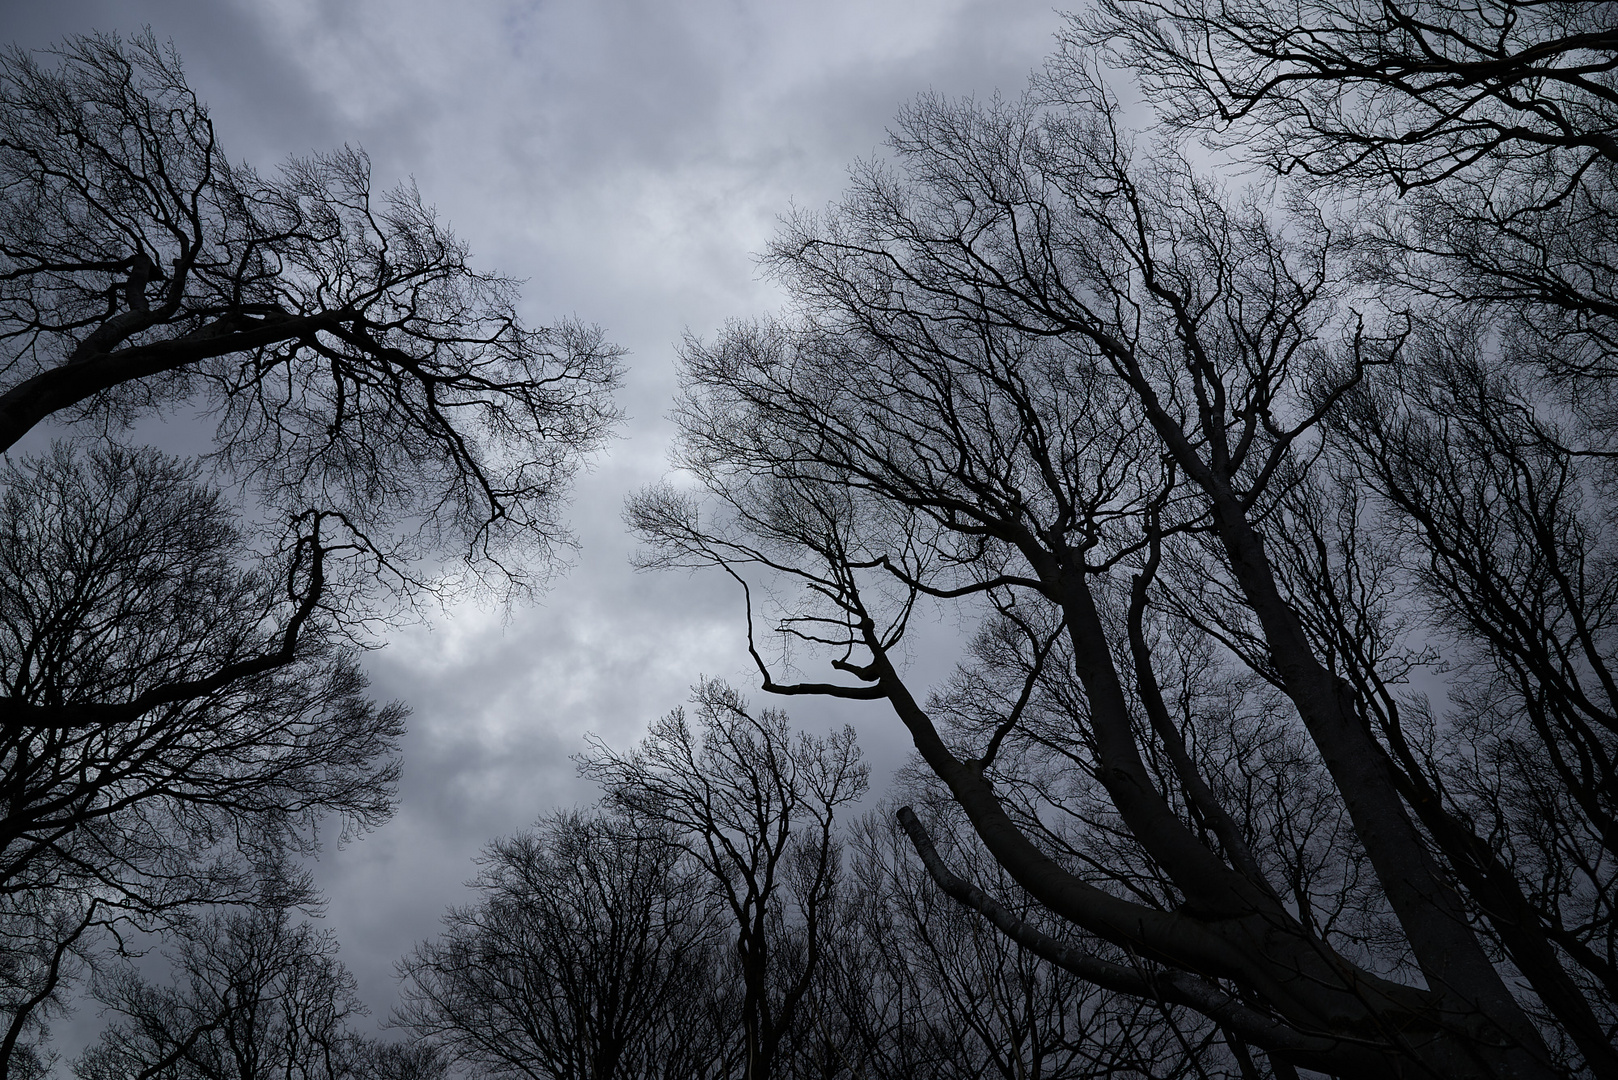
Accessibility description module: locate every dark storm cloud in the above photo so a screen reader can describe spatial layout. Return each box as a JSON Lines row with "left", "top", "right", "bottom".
{"left": 1, "top": 0, "right": 1067, "bottom": 1039}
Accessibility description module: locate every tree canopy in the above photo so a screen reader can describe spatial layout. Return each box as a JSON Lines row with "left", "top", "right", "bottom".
{"left": 630, "top": 4, "right": 1618, "bottom": 1077}
{"left": 0, "top": 30, "right": 623, "bottom": 596}
{"left": 0, "top": 30, "right": 622, "bottom": 1077}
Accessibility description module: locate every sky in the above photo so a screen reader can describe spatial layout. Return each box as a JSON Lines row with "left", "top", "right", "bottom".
{"left": 1, "top": 0, "right": 1072, "bottom": 1045}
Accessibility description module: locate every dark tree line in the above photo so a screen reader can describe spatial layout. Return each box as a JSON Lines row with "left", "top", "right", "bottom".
{"left": 0, "top": 446, "right": 403, "bottom": 1076}
{"left": 0, "top": 29, "right": 620, "bottom": 1077}
{"left": 399, "top": 682, "right": 867, "bottom": 1080}
{"left": 396, "top": 811, "right": 731, "bottom": 1080}
{"left": 619, "top": 3, "right": 1618, "bottom": 1079}
{"left": 397, "top": 684, "right": 1221, "bottom": 1080}
{"left": 75, "top": 870, "right": 448, "bottom": 1080}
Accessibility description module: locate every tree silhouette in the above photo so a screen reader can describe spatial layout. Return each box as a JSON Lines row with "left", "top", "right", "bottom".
{"left": 582, "top": 682, "right": 868, "bottom": 1080}
{"left": 0, "top": 446, "right": 404, "bottom": 1077}
{"left": 397, "top": 811, "right": 733, "bottom": 1080}
{"left": 0, "top": 29, "right": 620, "bottom": 1074}
{"left": 0, "top": 31, "right": 622, "bottom": 596}
{"left": 630, "top": 12, "right": 1616, "bottom": 1075}
{"left": 75, "top": 877, "right": 442, "bottom": 1080}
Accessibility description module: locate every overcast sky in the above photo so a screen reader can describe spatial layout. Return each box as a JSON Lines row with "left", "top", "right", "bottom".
{"left": 2, "top": 0, "right": 1071, "bottom": 1040}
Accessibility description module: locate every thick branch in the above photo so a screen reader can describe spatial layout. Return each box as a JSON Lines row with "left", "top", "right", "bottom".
{"left": 0, "top": 310, "right": 347, "bottom": 453}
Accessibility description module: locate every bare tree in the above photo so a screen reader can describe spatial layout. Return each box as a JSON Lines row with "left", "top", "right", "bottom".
{"left": 0, "top": 445, "right": 404, "bottom": 1077}
{"left": 348, "top": 1043, "right": 452, "bottom": 1080}
{"left": 1077, "top": 2, "right": 1618, "bottom": 1070}
{"left": 1072, "top": 1, "right": 1618, "bottom": 361}
{"left": 0, "top": 31, "right": 622, "bottom": 594}
{"left": 73, "top": 876, "right": 423, "bottom": 1080}
{"left": 627, "top": 31, "right": 1612, "bottom": 1075}
{"left": 395, "top": 810, "right": 733, "bottom": 1080}
{"left": 581, "top": 681, "right": 868, "bottom": 1080}
{"left": 1075, "top": 1, "right": 1617, "bottom": 189}
{"left": 821, "top": 806, "right": 1217, "bottom": 1080}
{"left": 0, "top": 29, "right": 620, "bottom": 1074}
